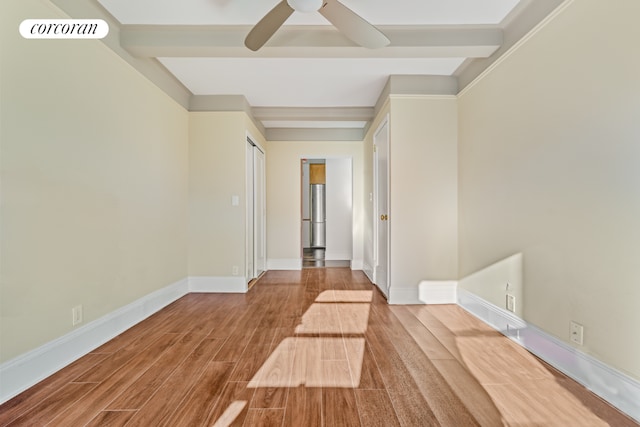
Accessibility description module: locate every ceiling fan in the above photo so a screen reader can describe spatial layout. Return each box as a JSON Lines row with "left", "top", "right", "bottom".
{"left": 245, "top": 0, "right": 390, "bottom": 51}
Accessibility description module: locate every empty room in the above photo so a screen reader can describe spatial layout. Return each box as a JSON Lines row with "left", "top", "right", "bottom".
{"left": 2, "top": 0, "right": 640, "bottom": 425}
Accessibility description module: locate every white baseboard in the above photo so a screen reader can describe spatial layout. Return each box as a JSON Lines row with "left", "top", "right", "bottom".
{"left": 350, "top": 259, "right": 363, "bottom": 270}
{"left": 267, "top": 258, "right": 302, "bottom": 270}
{"left": 388, "top": 281, "right": 458, "bottom": 305}
{"left": 457, "top": 289, "right": 640, "bottom": 423}
{"left": 188, "top": 276, "right": 247, "bottom": 293}
{"left": 388, "top": 287, "right": 420, "bottom": 305}
{"left": 418, "top": 280, "right": 457, "bottom": 304}
{"left": 325, "top": 252, "right": 352, "bottom": 261}
{"left": 0, "top": 278, "right": 189, "bottom": 404}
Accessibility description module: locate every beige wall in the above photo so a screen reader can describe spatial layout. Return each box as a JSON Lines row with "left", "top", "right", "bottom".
{"left": 362, "top": 97, "right": 458, "bottom": 299}
{"left": 363, "top": 97, "right": 458, "bottom": 297}
{"left": 188, "top": 112, "right": 266, "bottom": 279}
{"left": 265, "top": 140, "right": 364, "bottom": 266}
{"left": 188, "top": 112, "right": 247, "bottom": 278}
{"left": 458, "top": 0, "right": 640, "bottom": 380}
{"left": 389, "top": 96, "right": 458, "bottom": 291}
{"left": 1, "top": 0, "right": 189, "bottom": 362}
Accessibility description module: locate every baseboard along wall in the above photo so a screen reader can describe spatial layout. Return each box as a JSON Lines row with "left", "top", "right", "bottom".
{"left": 0, "top": 275, "right": 250, "bottom": 403}
{"left": 267, "top": 258, "right": 302, "bottom": 270}
{"left": 3, "top": 277, "right": 639, "bottom": 424}
{"left": 457, "top": 288, "right": 640, "bottom": 423}
{"left": 0, "top": 278, "right": 189, "bottom": 403}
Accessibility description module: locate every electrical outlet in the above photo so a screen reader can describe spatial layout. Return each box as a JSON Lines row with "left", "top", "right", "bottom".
{"left": 232, "top": 265, "right": 239, "bottom": 276}
{"left": 506, "top": 294, "right": 516, "bottom": 313}
{"left": 72, "top": 305, "right": 83, "bottom": 326}
{"left": 570, "top": 321, "right": 584, "bottom": 345}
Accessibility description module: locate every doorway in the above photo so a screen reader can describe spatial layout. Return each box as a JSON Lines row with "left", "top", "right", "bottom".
{"left": 301, "top": 158, "right": 353, "bottom": 268}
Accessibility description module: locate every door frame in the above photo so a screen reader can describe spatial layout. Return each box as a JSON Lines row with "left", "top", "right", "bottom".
{"left": 299, "top": 155, "right": 354, "bottom": 265}
{"left": 373, "top": 115, "right": 390, "bottom": 296}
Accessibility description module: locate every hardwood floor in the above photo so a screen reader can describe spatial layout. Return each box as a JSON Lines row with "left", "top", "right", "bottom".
{"left": 1, "top": 268, "right": 637, "bottom": 426}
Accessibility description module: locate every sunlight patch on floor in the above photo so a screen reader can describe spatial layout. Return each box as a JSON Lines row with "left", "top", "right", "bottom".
{"left": 212, "top": 400, "right": 247, "bottom": 427}
{"left": 248, "top": 337, "right": 366, "bottom": 388}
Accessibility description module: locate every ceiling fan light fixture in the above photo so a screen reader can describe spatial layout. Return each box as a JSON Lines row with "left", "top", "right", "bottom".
{"left": 286, "top": 0, "right": 322, "bottom": 13}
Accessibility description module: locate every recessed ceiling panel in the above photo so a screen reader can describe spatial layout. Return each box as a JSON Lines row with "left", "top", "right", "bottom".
{"left": 158, "top": 57, "right": 465, "bottom": 107}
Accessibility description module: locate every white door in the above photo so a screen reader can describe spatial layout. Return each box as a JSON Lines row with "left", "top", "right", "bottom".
{"left": 253, "top": 146, "right": 266, "bottom": 277}
{"left": 246, "top": 138, "right": 266, "bottom": 282}
{"left": 374, "top": 118, "right": 390, "bottom": 296}
{"left": 246, "top": 140, "right": 255, "bottom": 281}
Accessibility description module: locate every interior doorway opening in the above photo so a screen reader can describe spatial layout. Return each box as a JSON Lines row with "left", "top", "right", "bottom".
{"left": 300, "top": 158, "right": 353, "bottom": 268}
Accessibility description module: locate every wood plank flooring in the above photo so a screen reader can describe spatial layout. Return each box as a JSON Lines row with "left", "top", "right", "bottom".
{"left": 1, "top": 268, "right": 637, "bottom": 426}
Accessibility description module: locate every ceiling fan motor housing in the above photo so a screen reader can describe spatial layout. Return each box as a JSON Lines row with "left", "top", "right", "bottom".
{"left": 287, "top": 0, "right": 323, "bottom": 13}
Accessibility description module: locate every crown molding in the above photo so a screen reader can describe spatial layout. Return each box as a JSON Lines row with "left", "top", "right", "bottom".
{"left": 189, "top": 95, "right": 266, "bottom": 135}
{"left": 455, "top": 0, "right": 565, "bottom": 91}
{"left": 50, "top": 0, "right": 192, "bottom": 109}
{"left": 375, "top": 75, "right": 457, "bottom": 117}
{"left": 189, "top": 94, "right": 251, "bottom": 113}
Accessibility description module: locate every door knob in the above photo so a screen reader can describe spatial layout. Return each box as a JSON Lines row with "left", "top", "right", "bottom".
{"left": 380, "top": 214, "right": 388, "bottom": 221}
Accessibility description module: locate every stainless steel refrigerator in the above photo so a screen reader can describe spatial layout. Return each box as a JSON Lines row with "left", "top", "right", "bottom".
{"left": 310, "top": 183, "right": 326, "bottom": 248}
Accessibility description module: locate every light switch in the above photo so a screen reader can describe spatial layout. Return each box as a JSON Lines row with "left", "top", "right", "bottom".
{"left": 232, "top": 195, "right": 239, "bottom": 206}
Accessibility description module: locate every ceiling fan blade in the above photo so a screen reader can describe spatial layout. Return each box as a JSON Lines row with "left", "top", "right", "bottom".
{"left": 245, "top": 1, "right": 294, "bottom": 51}
{"left": 319, "top": 0, "right": 390, "bottom": 49}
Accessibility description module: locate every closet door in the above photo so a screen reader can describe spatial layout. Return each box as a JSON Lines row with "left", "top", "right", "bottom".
{"left": 247, "top": 137, "right": 266, "bottom": 282}
{"left": 253, "top": 145, "right": 266, "bottom": 277}
{"left": 246, "top": 139, "right": 255, "bottom": 281}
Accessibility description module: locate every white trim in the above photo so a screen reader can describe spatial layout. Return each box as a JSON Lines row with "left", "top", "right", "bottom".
{"left": 457, "top": 289, "right": 640, "bottom": 423}
{"left": 0, "top": 278, "right": 189, "bottom": 404}
{"left": 387, "top": 281, "right": 458, "bottom": 305}
{"left": 363, "top": 262, "right": 374, "bottom": 283}
{"left": 325, "top": 252, "right": 353, "bottom": 261}
{"left": 267, "top": 258, "right": 302, "bottom": 271}
{"left": 188, "top": 276, "right": 247, "bottom": 293}
{"left": 418, "top": 280, "right": 458, "bottom": 304}
{"left": 350, "top": 259, "right": 363, "bottom": 271}
{"left": 388, "top": 287, "right": 420, "bottom": 305}
{"left": 389, "top": 94, "right": 458, "bottom": 101}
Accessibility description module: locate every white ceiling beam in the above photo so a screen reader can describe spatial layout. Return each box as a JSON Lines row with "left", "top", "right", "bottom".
{"left": 265, "top": 127, "right": 365, "bottom": 142}
{"left": 252, "top": 106, "right": 375, "bottom": 122}
{"left": 50, "top": 0, "right": 192, "bottom": 108}
{"left": 120, "top": 25, "right": 502, "bottom": 58}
